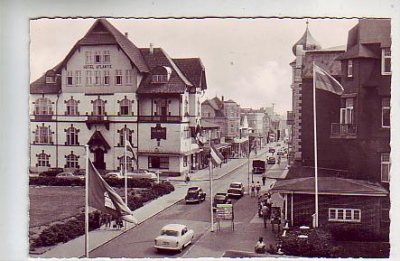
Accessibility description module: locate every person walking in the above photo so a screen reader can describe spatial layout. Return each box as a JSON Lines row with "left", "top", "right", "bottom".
{"left": 255, "top": 181, "right": 261, "bottom": 196}
{"left": 250, "top": 182, "right": 256, "bottom": 198}
{"left": 262, "top": 174, "right": 267, "bottom": 186}
{"left": 262, "top": 204, "right": 269, "bottom": 228}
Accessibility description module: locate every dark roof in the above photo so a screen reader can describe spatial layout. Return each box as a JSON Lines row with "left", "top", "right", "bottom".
{"left": 30, "top": 65, "right": 63, "bottom": 94}
{"left": 173, "top": 58, "right": 207, "bottom": 90}
{"left": 302, "top": 50, "right": 344, "bottom": 78}
{"left": 87, "top": 131, "right": 111, "bottom": 152}
{"left": 137, "top": 48, "right": 192, "bottom": 94}
{"left": 292, "top": 27, "right": 322, "bottom": 55}
{"left": 339, "top": 19, "right": 391, "bottom": 61}
{"left": 271, "top": 177, "right": 388, "bottom": 197}
{"left": 336, "top": 43, "right": 379, "bottom": 60}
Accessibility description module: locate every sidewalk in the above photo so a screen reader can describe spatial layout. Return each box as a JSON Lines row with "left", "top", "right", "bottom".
{"left": 38, "top": 145, "right": 274, "bottom": 258}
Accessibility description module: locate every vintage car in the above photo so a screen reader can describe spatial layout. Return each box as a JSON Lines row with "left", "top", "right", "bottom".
{"left": 267, "top": 154, "right": 276, "bottom": 164}
{"left": 56, "top": 172, "right": 82, "bottom": 181}
{"left": 185, "top": 186, "right": 206, "bottom": 203}
{"left": 39, "top": 167, "right": 64, "bottom": 177}
{"left": 252, "top": 159, "right": 266, "bottom": 174}
{"left": 212, "top": 192, "right": 231, "bottom": 211}
{"left": 227, "top": 182, "right": 245, "bottom": 197}
{"left": 154, "top": 224, "right": 194, "bottom": 252}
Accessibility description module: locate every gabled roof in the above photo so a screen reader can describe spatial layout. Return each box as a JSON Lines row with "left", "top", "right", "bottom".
{"left": 31, "top": 19, "right": 149, "bottom": 94}
{"left": 173, "top": 58, "right": 207, "bottom": 90}
{"left": 137, "top": 48, "right": 193, "bottom": 94}
{"left": 87, "top": 131, "right": 111, "bottom": 152}
{"left": 271, "top": 177, "right": 388, "bottom": 197}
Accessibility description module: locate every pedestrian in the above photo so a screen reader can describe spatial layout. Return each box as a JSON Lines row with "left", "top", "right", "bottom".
{"left": 250, "top": 182, "right": 256, "bottom": 198}
{"left": 105, "top": 214, "right": 112, "bottom": 229}
{"left": 256, "top": 181, "right": 261, "bottom": 196}
{"left": 262, "top": 204, "right": 269, "bottom": 228}
{"left": 262, "top": 175, "right": 266, "bottom": 186}
{"left": 278, "top": 155, "right": 281, "bottom": 165}
{"left": 185, "top": 173, "right": 190, "bottom": 184}
{"left": 255, "top": 237, "right": 266, "bottom": 253}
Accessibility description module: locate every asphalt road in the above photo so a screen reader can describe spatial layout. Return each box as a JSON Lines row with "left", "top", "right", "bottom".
{"left": 90, "top": 146, "right": 286, "bottom": 258}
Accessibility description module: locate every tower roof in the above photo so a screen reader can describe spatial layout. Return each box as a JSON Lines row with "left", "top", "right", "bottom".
{"left": 292, "top": 26, "right": 322, "bottom": 55}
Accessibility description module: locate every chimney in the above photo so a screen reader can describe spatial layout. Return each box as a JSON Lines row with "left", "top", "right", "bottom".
{"left": 221, "top": 95, "right": 224, "bottom": 102}
{"left": 150, "top": 43, "right": 154, "bottom": 54}
{"left": 125, "top": 32, "right": 128, "bottom": 38}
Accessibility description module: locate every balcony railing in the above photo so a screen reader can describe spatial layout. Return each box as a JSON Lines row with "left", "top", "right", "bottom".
{"left": 331, "top": 123, "right": 357, "bottom": 139}
{"left": 138, "top": 115, "right": 186, "bottom": 123}
{"left": 86, "top": 115, "right": 110, "bottom": 130}
{"left": 31, "top": 114, "right": 54, "bottom": 121}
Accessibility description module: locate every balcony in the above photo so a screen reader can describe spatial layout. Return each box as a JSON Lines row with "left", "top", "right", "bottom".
{"left": 31, "top": 114, "right": 54, "bottom": 122}
{"left": 331, "top": 123, "right": 357, "bottom": 139}
{"left": 138, "top": 115, "right": 187, "bottom": 123}
{"left": 86, "top": 115, "right": 110, "bottom": 130}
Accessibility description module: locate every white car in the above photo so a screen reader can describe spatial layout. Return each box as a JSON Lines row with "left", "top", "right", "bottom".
{"left": 127, "top": 169, "right": 158, "bottom": 181}
{"left": 154, "top": 224, "right": 194, "bottom": 252}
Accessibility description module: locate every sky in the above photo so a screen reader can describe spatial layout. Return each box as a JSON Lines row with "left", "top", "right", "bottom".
{"left": 30, "top": 18, "right": 358, "bottom": 116}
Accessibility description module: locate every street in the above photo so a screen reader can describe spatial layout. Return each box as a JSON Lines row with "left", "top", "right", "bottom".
{"left": 90, "top": 145, "right": 287, "bottom": 258}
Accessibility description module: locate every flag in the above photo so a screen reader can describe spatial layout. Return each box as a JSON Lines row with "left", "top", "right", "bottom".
{"left": 88, "top": 160, "right": 137, "bottom": 224}
{"left": 210, "top": 143, "right": 224, "bottom": 166}
{"left": 314, "top": 64, "right": 344, "bottom": 95}
{"left": 125, "top": 139, "right": 137, "bottom": 162}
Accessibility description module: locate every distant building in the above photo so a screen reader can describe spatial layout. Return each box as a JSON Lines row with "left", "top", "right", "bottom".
{"left": 30, "top": 19, "right": 207, "bottom": 176}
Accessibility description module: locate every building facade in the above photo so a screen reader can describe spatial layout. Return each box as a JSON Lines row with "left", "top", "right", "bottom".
{"left": 30, "top": 19, "right": 207, "bottom": 176}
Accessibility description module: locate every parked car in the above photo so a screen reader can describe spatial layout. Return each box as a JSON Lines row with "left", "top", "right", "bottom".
{"left": 267, "top": 155, "right": 276, "bottom": 164}
{"left": 56, "top": 172, "right": 81, "bottom": 180}
{"left": 127, "top": 169, "right": 158, "bottom": 181}
{"left": 227, "top": 182, "right": 245, "bottom": 197}
{"left": 154, "top": 224, "right": 194, "bottom": 252}
{"left": 268, "top": 148, "right": 276, "bottom": 154}
{"left": 39, "top": 167, "right": 64, "bottom": 177}
{"left": 104, "top": 172, "right": 122, "bottom": 179}
{"left": 185, "top": 186, "right": 206, "bottom": 203}
{"left": 212, "top": 192, "right": 231, "bottom": 211}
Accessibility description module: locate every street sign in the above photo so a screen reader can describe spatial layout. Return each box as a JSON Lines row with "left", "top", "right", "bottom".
{"left": 216, "top": 204, "right": 233, "bottom": 221}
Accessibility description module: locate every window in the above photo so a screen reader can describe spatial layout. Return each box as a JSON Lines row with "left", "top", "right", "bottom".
{"left": 152, "top": 74, "right": 168, "bottom": 83}
{"left": 119, "top": 156, "right": 133, "bottom": 171}
{"left": 347, "top": 60, "right": 353, "bottom": 78}
{"left": 66, "top": 153, "right": 79, "bottom": 168}
{"left": 119, "top": 127, "right": 132, "bottom": 146}
{"left": 154, "top": 98, "right": 168, "bottom": 117}
{"left": 95, "top": 70, "right": 101, "bottom": 85}
{"left": 66, "top": 99, "right": 78, "bottom": 116}
{"left": 381, "top": 48, "right": 391, "bottom": 75}
{"left": 35, "top": 126, "right": 53, "bottom": 144}
{"left": 340, "top": 98, "right": 354, "bottom": 124}
{"left": 94, "top": 51, "right": 101, "bottom": 64}
{"left": 85, "top": 51, "right": 92, "bottom": 64}
{"left": 328, "top": 208, "right": 361, "bottom": 222}
{"left": 103, "top": 51, "right": 110, "bottom": 64}
{"left": 67, "top": 71, "right": 73, "bottom": 85}
{"left": 66, "top": 127, "right": 79, "bottom": 145}
{"left": 93, "top": 99, "right": 105, "bottom": 116}
{"left": 34, "top": 97, "right": 53, "bottom": 115}
{"left": 183, "top": 156, "right": 188, "bottom": 167}
{"left": 120, "top": 98, "right": 131, "bottom": 116}
{"left": 75, "top": 70, "right": 82, "bottom": 85}
{"left": 115, "top": 70, "right": 123, "bottom": 85}
{"left": 86, "top": 71, "right": 93, "bottom": 85}
{"left": 125, "top": 70, "right": 133, "bottom": 85}
{"left": 103, "top": 70, "right": 110, "bottom": 85}
{"left": 46, "top": 76, "right": 56, "bottom": 83}
{"left": 148, "top": 156, "right": 169, "bottom": 169}
{"left": 382, "top": 98, "right": 390, "bottom": 128}
{"left": 381, "top": 153, "right": 390, "bottom": 182}
{"left": 37, "top": 152, "right": 50, "bottom": 167}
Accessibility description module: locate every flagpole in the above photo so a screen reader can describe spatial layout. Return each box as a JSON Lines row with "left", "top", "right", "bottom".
{"left": 85, "top": 145, "right": 89, "bottom": 257}
{"left": 312, "top": 62, "right": 319, "bottom": 228}
{"left": 124, "top": 131, "right": 128, "bottom": 206}
{"left": 209, "top": 131, "right": 214, "bottom": 232}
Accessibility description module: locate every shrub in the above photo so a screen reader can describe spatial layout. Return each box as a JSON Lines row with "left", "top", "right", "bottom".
{"left": 280, "top": 228, "right": 342, "bottom": 257}
{"left": 325, "top": 223, "right": 382, "bottom": 241}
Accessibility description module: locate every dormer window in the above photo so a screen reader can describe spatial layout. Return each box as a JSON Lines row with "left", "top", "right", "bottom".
{"left": 151, "top": 66, "right": 172, "bottom": 83}
{"left": 45, "top": 71, "right": 58, "bottom": 84}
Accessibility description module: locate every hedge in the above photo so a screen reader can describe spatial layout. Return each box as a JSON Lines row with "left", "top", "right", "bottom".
{"left": 31, "top": 182, "right": 174, "bottom": 249}
{"left": 29, "top": 176, "right": 154, "bottom": 188}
